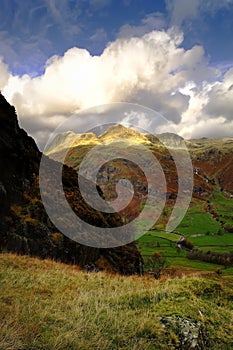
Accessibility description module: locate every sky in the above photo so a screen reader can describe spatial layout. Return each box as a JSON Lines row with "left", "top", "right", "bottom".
{"left": 1, "top": 0, "right": 233, "bottom": 148}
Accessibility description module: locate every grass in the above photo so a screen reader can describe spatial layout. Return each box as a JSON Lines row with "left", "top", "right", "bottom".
{"left": 211, "top": 191, "right": 233, "bottom": 226}
{"left": 137, "top": 237, "right": 225, "bottom": 271}
{"left": 136, "top": 189, "right": 233, "bottom": 271}
{"left": 148, "top": 231, "right": 182, "bottom": 242}
{"left": 190, "top": 234, "right": 233, "bottom": 247}
{"left": 0, "top": 253, "right": 233, "bottom": 350}
{"left": 177, "top": 203, "right": 222, "bottom": 236}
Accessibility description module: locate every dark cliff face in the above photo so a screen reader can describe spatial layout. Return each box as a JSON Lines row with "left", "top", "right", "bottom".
{"left": 0, "top": 93, "right": 142, "bottom": 275}
{"left": 0, "top": 95, "right": 40, "bottom": 218}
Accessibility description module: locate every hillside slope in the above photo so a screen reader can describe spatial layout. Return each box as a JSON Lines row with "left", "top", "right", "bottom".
{"left": 0, "top": 94, "right": 142, "bottom": 274}
{"left": 46, "top": 127, "right": 233, "bottom": 233}
{"left": 46, "top": 127, "right": 233, "bottom": 195}
{"left": 188, "top": 137, "right": 233, "bottom": 194}
{"left": 47, "top": 127, "right": 233, "bottom": 199}
{"left": 0, "top": 254, "right": 233, "bottom": 350}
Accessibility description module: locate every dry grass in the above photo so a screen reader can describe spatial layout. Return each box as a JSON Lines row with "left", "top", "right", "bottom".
{"left": 0, "top": 253, "right": 233, "bottom": 349}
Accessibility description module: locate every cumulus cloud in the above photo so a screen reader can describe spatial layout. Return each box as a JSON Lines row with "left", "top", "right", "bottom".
{"left": 1, "top": 27, "right": 233, "bottom": 147}
{"left": 2, "top": 29, "right": 206, "bottom": 114}
{"left": 180, "top": 113, "right": 233, "bottom": 139}
{"left": 204, "top": 68, "right": 233, "bottom": 121}
{"left": 176, "top": 75, "right": 233, "bottom": 140}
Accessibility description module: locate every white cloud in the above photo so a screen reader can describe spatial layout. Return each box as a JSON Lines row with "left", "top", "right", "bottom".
{"left": 166, "top": 0, "right": 200, "bottom": 26}
{"left": 2, "top": 29, "right": 196, "bottom": 114}
{"left": 0, "top": 57, "right": 10, "bottom": 90}
{"left": 166, "top": 0, "right": 233, "bottom": 26}
{"left": 204, "top": 68, "right": 233, "bottom": 121}
{"left": 118, "top": 13, "right": 166, "bottom": 38}
{"left": 177, "top": 73, "right": 233, "bottom": 139}
{"left": 90, "top": 28, "right": 108, "bottom": 42}
{"left": 202, "top": 0, "right": 233, "bottom": 15}
{"left": 180, "top": 116, "right": 233, "bottom": 139}
{"left": 1, "top": 27, "right": 233, "bottom": 147}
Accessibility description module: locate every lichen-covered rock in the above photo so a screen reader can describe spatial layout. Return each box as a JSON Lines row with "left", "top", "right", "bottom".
{"left": 160, "top": 316, "right": 210, "bottom": 349}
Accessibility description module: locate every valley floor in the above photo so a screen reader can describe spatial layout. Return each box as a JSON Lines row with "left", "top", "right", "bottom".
{"left": 0, "top": 254, "right": 233, "bottom": 350}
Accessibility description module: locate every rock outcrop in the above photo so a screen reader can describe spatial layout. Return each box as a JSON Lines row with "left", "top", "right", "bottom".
{"left": 160, "top": 316, "right": 210, "bottom": 349}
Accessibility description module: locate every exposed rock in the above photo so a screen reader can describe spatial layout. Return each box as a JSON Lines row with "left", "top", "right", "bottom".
{"left": 160, "top": 316, "right": 210, "bottom": 349}
{"left": 157, "top": 132, "right": 185, "bottom": 148}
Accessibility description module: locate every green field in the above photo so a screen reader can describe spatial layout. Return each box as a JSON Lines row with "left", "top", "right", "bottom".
{"left": 137, "top": 192, "right": 233, "bottom": 272}
{"left": 211, "top": 191, "right": 233, "bottom": 226}
{"left": 177, "top": 203, "right": 221, "bottom": 235}
{"left": 137, "top": 235, "right": 229, "bottom": 271}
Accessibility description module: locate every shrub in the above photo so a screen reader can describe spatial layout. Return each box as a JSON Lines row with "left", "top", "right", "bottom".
{"left": 223, "top": 224, "right": 233, "bottom": 233}
{"left": 187, "top": 250, "right": 233, "bottom": 267}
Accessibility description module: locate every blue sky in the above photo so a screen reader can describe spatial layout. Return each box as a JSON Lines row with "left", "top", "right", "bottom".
{"left": 1, "top": 0, "right": 167, "bottom": 75}
{"left": 0, "top": 0, "right": 233, "bottom": 146}
{"left": 1, "top": 0, "right": 233, "bottom": 76}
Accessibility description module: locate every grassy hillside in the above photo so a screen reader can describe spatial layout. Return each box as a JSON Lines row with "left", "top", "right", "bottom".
{"left": 0, "top": 254, "right": 233, "bottom": 350}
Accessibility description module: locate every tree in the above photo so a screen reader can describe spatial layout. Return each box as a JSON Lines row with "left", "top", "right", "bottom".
{"left": 146, "top": 252, "right": 167, "bottom": 279}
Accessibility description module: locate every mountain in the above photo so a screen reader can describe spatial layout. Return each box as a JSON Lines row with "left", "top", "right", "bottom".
{"left": 187, "top": 137, "right": 233, "bottom": 194}
{"left": 45, "top": 124, "right": 152, "bottom": 159}
{"left": 45, "top": 131, "right": 100, "bottom": 155}
{"left": 46, "top": 127, "right": 187, "bottom": 158}
{"left": 155, "top": 132, "right": 185, "bottom": 148}
{"left": 45, "top": 125, "right": 233, "bottom": 232}
{"left": 47, "top": 126, "right": 233, "bottom": 196}
{"left": 0, "top": 93, "right": 143, "bottom": 275}
{"left": 99, "top": 124, "right": 151, "bottom": 144}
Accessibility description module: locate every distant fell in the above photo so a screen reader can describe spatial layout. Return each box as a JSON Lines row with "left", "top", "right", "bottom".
{"left": 45, "top": 124, "right": 233, "bottom": 198}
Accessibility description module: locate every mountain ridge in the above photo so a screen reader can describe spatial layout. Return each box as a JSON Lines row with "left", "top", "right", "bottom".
{"left": 46, "top": 126, "right": 233, "bottom": 157}
{"left": 45, "top": 126, "right": 233, "bottom": 198}
{"left": 45, "top": 127, "right": 188, "bottom": 156}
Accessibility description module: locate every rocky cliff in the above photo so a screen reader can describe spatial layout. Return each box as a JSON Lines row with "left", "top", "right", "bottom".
{"left": 0, "top": 93, "right": 142, "bottom": 275}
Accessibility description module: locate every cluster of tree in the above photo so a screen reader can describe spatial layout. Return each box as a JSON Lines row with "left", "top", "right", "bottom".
{"left": 187, "top": 250, "right": 233, "bottom": 267}
{"left": 179, "top": 238, "right": 194, "bottom": 250}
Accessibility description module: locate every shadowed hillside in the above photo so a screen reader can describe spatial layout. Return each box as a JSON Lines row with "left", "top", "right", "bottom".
{"left": 0, "top": 93, "right": 142, "bottom": 274}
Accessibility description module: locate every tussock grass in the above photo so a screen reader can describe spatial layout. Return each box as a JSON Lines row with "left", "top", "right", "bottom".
{"left": 0, "top": 254, "right": 233, "bottom": 349}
